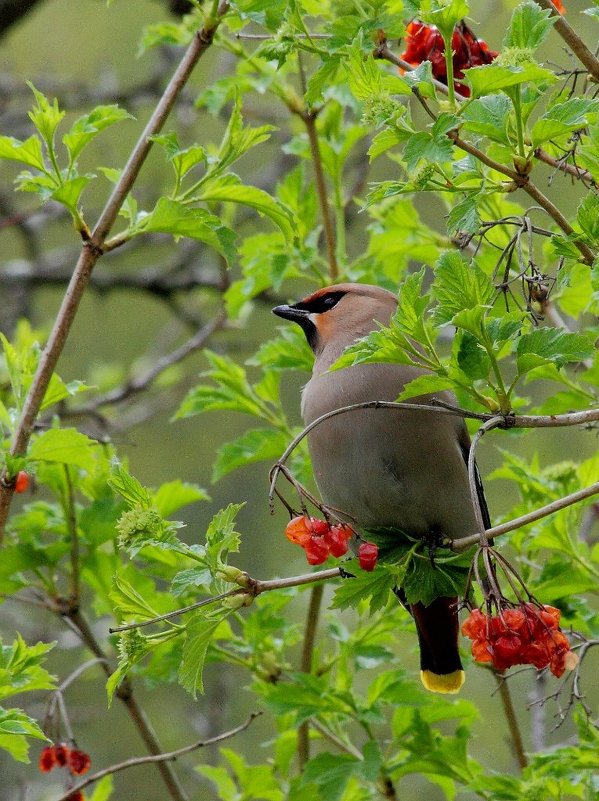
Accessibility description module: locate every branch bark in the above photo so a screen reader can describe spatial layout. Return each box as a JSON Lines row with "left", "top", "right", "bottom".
{"left": 0, "top": 3, "right": 230, "bottom": 541}
{"left": 536, "top": 0, "right": 599, "bottom": 83}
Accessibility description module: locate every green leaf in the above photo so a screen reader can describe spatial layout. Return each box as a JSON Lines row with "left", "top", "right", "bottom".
{"left": 50, "top": 175, "right": 92, "bottom": 216}
{"left": 248, "top": 327, "right": 314, "bottom": 373}
{"left": 212, "top": 428, "right": 289, "bottom": 482}
{"left": 63, "top": 105, "right": 133, "bottom": 164}
{"left": 420, "top": 0, "right": 470, "bottom": 39}
{"left": 27, "top": 82, "right": 65, "bottom": 154}
{"left": 402, "top": 114, "right": 458, "bottom": 173}
{"left": 396, "top": 374, "right": 456, "bottom": 401}
{"left": 204, "top": 503, "right": 244, "bottom": 570}
{"left": 109, "top": 462, "right": 152, "bottom": 509}
{"left": 29, "top": 428, "right": 96, "bottom": 470}
{"left": 446, "top": 194, "right": 481, "bottom": 235}
{"left": 460, "top": 95, "right": 512, "bottom": 144}
{"left": 503, "top": 1, "right": 555, "bottom": 50}
{"left": 197, "top": 178, "right": 296, "bottom": 243}
{"left": 0, "top": 709, "right": 46, "bottom": 762}
{"left": 301, "top": 753, "right": 361, "bottom": 801}
{"left": 463, "top": 63, "right": 557, "bottom": 99}
{"left": 152, "top": 480, "right": 209, "bottom": 517}
{"left": 576, "top": 193, "right": 599, "bottom": 244}
{"left": 531, "top": 98, "right": 599, "bottom": 148}
{"left": 109, "top": 575, "right": 162, "bottom": 621}
{"left": 88, "top": 775, "right": 114, "bottom": 801}
{"left": 331, "top": 565, "right": 397, "bottom": 614}
{"left": 432, "top": 251, "right": 494, "bottom": 324}
{"left": 516, "top": 329, "right": 595, "bottom": 374}
{"left": 140, "top": 198, "right": 237, "bottom": 263}
{"left": 178, "top": 613, "right": 222, "bottom": 697}
{"left": 0, "top": 135, "right": 45, "bottom": 170}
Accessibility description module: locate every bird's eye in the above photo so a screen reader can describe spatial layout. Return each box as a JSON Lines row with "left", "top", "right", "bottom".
{"left": 297, "top": 291, "right": 345, "bottom": 314}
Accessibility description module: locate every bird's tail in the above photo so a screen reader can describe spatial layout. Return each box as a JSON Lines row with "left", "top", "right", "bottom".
{"left": 410, "top": 596, "right": 465, "bottom": 694}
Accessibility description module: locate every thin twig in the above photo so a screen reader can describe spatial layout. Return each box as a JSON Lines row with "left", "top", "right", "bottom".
{"left": 298, "top": 583, "right": 324, "bottom": 769}
{"left": 536, "top": 0, "right": 599, "bottom": 83}
{"left": 534, "top": 147, "right": 595, "bottom": 186}
{"left": 453, "top": 480, "right": 599, "bottom": 551}
{"left": 0, "top": 2, "right": 230, "bottom": 542}
{"left": 494, "top": 672, "right": 529, "bottom": 770}
{"left": 302, "top": 111, "right": 339, "bottom": 280}
{"left": 53, "top": 712, "right": 262, "bottom": 801}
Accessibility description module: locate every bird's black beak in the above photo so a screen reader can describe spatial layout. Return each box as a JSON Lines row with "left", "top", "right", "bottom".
{"left": 272, "top": 304, "right": 310, "bottom": 323}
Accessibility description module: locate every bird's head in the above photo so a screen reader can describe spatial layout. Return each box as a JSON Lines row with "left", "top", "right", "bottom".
{"left": 272, "top": 283, "right": 397, "bottom": 369}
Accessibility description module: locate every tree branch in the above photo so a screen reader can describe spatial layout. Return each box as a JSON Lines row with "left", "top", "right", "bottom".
{"left": 0, "top": 3, "right": 230, "bottom": 541}
{"left": 536, "top": 0, "right": 599, "bottom": 83}
{"left": 298, "top": 583, "right": 324, "bottom": 769}
{"left": 53, "top": 712, "right": 262, "bottom": 801}
{"left": 494, "top": 672, "right": 528, "bottom": 770}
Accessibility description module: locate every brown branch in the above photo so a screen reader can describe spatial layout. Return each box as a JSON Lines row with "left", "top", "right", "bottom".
{"left": 63, "top": 466, "right": 79, "bottom": 605}
{"left": 494, "top": 672, "right": 528, "bottom": 770}
{"left": 298, "top": 583, "right": 324, "bottom": 770}
{"left": 453, "top": 480, "right": 599, "bottom": 551}
{"left": 534, "top": 147, "right": 595, "bottom": 186}
{"left": 536, "top": 0, "right": 599, "bottom": 83}
{"left": 0, "top": 3, "right": 229, "bottom": 541}
{"left": 53, "top": 712, "right": 262, "bottom": 801}
{"left": 302, "top": 111, "right": 339, "bottom": 280}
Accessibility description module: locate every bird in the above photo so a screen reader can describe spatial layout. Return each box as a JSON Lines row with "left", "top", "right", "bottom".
{"left": 272, "top": 282, "right": 490, "bottom": 694}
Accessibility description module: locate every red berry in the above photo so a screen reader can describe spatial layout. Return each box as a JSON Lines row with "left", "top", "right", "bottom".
{"left": 304, "top": 535, "right": 330, "bottom": 565}
{"left": 65, "top": 792, "right": 84, "bottom": 801}
{"left": 68, "top": 748, "right": 91, "bottom": 776}
{"left": 309, "top": 517, "right": 330, "bottom": 536}
{"left": 324, "top": 524, "right": 352, "bottom": 558}
{"left": 53, "top": 743, "right": 70, "bottom": 767}
{"left": 284, "top": 516, "right": 312, "bottom": 547}
{"left": 14, "top": 470, "right": 30, "bottom": 493}
{"left": 358, "top": 542, "right": 378, "bottom": 571}
{"left": 39, "top": 746, "right": 56, "bottom": 773}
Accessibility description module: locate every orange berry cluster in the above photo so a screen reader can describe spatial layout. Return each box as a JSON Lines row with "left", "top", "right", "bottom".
{"left": 461, "top": 603, "right": 578, "bottom": 677}
{"left": 39, "top": 743, "right": 91, "bottom": 801}
{"left": 284, "top": 515, "right": 378, "bottom": 570}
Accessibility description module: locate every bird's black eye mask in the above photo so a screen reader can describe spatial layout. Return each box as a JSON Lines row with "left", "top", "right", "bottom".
{"left": 293, "top": 291, "right": 346, "bottom": 314}
{"left": 272, "top": 291, "right": 346, "bottom": 352}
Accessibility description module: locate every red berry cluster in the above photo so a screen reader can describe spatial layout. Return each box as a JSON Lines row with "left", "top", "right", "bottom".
{"left": 284, "top": 515, "right": 378, "bottom": 570}
{"left": 400, "top": 20, "right": 498, "bottom": 97}
{"left": 461, "top": 603, "right": 578, "bottom": 677}
{"left": 39, "top": 742, "right": 91, "bottom": 800}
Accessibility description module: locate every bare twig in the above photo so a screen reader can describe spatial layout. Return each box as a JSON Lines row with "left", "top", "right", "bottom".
{"left": 534, "top": 147, "right": 595, "bottom": 186}
{"left": 53, "top": 712, "right": 262, "bottom": 801}
{"left": 536, "top": 0, "right": 599, "bottom": 83}
{"left": 453, "top": 481, "right": 599, "bottom": 551}
{"left": 494, "top": 672, "right": 529, "bottom": 769}
{"left": 298, "top": 583, "right": 324, "bottom": 769}
{"left": 0, "top": 3, "right": 230, "bottom": 541}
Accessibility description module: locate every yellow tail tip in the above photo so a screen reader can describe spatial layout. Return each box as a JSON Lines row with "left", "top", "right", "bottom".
{"left": 420, "top": 669, "right": 465, "bottom": 694}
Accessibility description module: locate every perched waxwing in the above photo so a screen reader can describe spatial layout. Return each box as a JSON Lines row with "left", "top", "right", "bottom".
{"left": 273, "top": 283, "right": 490, "bottom": 694}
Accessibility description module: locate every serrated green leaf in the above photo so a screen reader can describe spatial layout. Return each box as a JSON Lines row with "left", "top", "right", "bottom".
{"left": 140, "top": 198, "right": 237, "bottom": 262}
{"left": 503, "top": 1, "right": 555, "bottom": 50}
{"left": 301, "top": 753, "right": 361, "bottom": 801}
{"left": 331, "top": 565, "right": 397, "bottom": 614}
{"left": 0, "top": 135, "right": 45, "bottom": 170}
{"left": 88, "top": 775, "right": 114, "bottom": 801}
{"left": 432, "top": 252, "right": 494, "bottom": 324}
{"left": 50, "top": 175, "right": 92, "bottom": 215}
{"left": 29, "top": 428, "right": 96, "bottom": 469}
{"left": 516, "top": 329, "right": 595, "bottom": 374}
{"left": 109, "top": 462, "right": 152, "bottom": 509}
{"left": 446, "top": 194, "right": 481, "bottom": 235}
{"left": 460, "top": 95, "right": 512, "bottom": 144}
{"left": 396, "top": 374, "right": 456, "bottom": 401}
{"left": 63, "top": 105, "right": 133, "bottom": 164}
{"left": 212, "top": 428, "right": 289, "bottom": 482}
{"left": 198, "top": 180, "right": 296, "bottom": 242}
{"left": 26, "top": 82, "right": 65, "bottom": 154}
{"left": 463, "top": 63, "right": 557, "bottom": 99}
{"left": 576, "top": 193, "right": 599, "bottom": 244}
{"left": 248, "top": 327, "right": 314, "bottom": 373}
{"left": 179, "top": 614, "right": 222, "bottom": 697}
{"left": 531, "top": 98, "right": 599, "bottom": 148}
